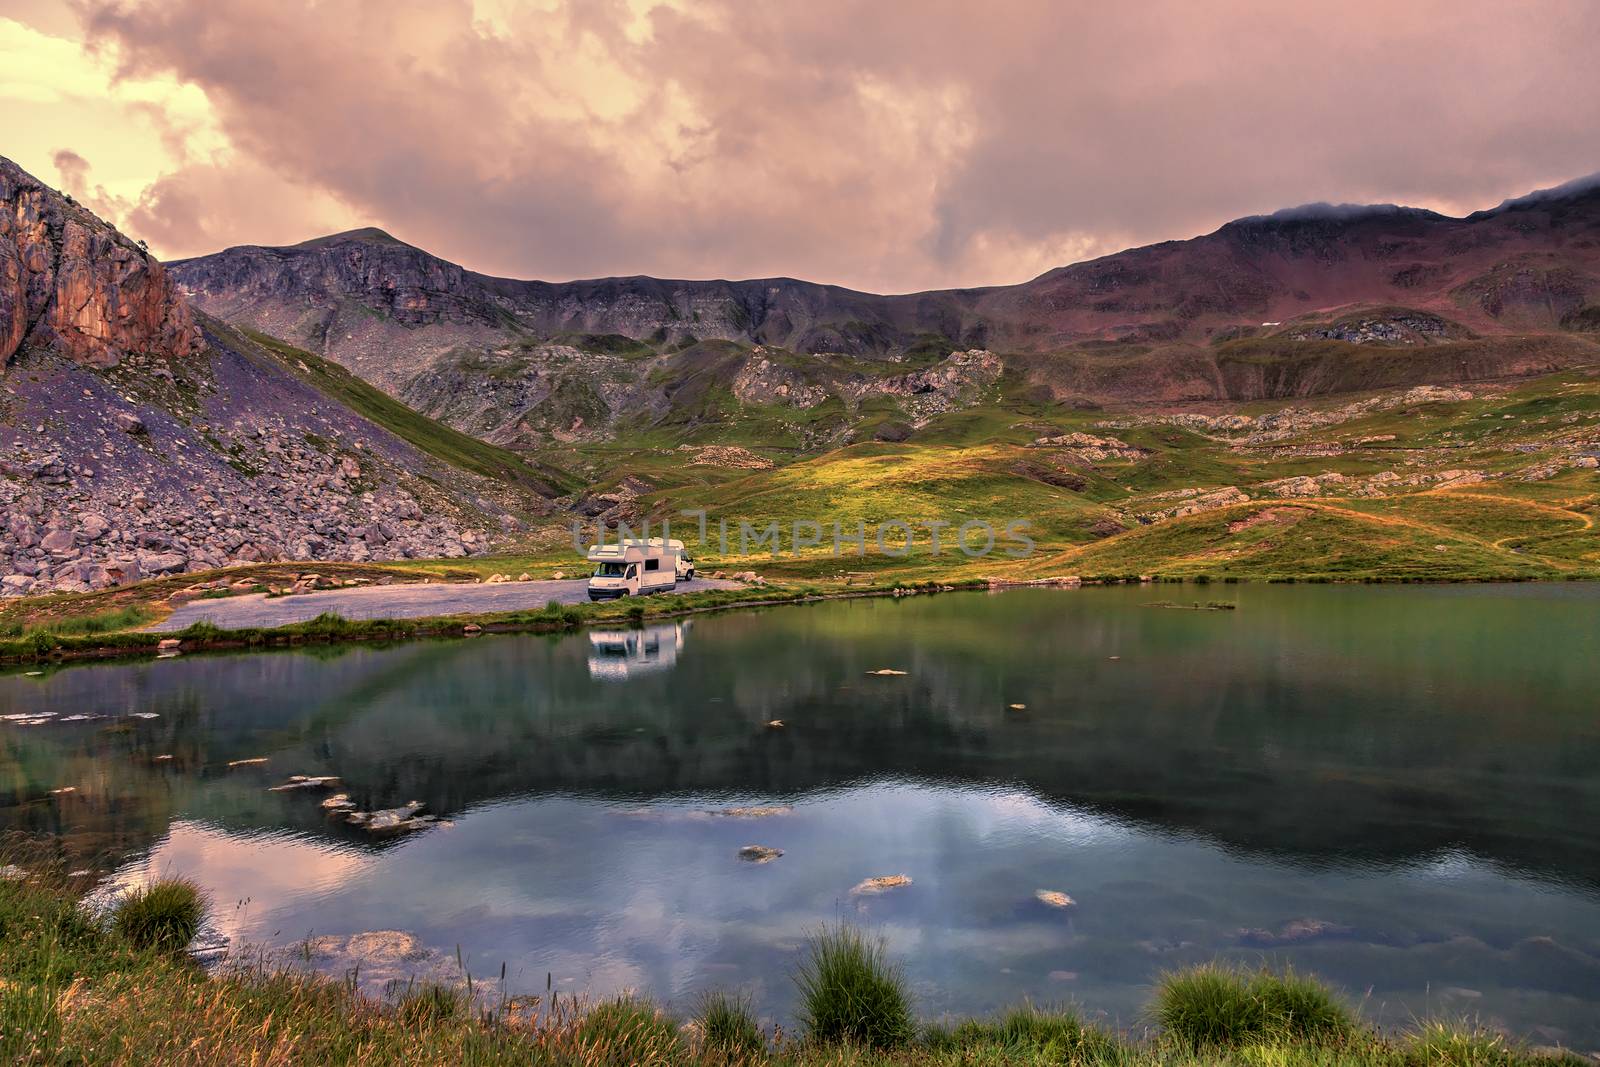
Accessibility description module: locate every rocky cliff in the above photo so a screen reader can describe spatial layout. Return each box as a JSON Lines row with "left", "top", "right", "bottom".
{"left": 0, "top": 157, "right": 552, "bottom": 598}
{"left": 1, "top": 157, "right": 201, "bottom": 370}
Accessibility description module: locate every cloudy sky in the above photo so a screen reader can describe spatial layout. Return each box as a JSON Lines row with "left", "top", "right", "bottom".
{"left": 5, "top": 0, "right": 1599, "bottom": 293}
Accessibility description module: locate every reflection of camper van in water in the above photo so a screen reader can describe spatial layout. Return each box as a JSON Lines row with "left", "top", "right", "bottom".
{"left": 587, "top": 621, "right": 689, "bottom": 680}
{"left": 586, "top": 539, "right": 678, "bottom": 600}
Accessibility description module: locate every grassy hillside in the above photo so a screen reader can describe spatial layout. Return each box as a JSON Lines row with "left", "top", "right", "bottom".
{"left": 507, "top": 364, "right": 1600, "bottom": 584}
{"left": 235, "top": 326, "right": 581, "bottom": 495}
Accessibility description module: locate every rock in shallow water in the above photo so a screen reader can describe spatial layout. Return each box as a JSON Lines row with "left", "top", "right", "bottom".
{"left": 714, "top": 805, "right": 792, "bottom": 818}
{"left": 268, "top": 775, "right": 341, "bottom": 792}
{"left": 738, "top": 845, "right": 783, "bottom": 863}
{"left": 347, "top": 801, "right": 437, "bottom": 834}
{"left": 851, "top": 875, "right": 912, "bottom": 895}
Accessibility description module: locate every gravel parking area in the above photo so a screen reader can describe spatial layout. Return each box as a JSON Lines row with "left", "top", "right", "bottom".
{"left": 150, "top": 577, "right": 742, "bottom": 632}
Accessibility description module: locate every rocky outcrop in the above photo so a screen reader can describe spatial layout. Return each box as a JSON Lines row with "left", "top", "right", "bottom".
{"left": 837, "top": 349, "right": 1003, "bottom": 419}
{"left": 731, "top": 350, "right": 830, "bottom": 407}
{"left": 1098, "top": 384, "right": 1478, "bottom": 444}
{"left": 1, "top": 156, "right": 200, "bottom": 369}
{"left": 0, "top": 162, "right": 548, "bottom": 599}
{"left": 1029, "top": 431, "right": 1148, "bottom": 463}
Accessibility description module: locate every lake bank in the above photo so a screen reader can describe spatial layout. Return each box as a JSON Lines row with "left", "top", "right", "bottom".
{"left": 0, "top": 869, "right": 1586, "bottom": 1065}
{"left": 2, "top": 566, "right": 1589, "bottom": 668}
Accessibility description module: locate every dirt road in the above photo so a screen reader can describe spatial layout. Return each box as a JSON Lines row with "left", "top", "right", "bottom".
{"left": 150, "top": 577, "right": 742, "bottom": 632}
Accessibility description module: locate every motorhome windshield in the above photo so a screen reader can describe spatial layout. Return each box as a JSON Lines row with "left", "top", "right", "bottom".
{"left": 594, "top": 561, "right": 628, "bottom": 577}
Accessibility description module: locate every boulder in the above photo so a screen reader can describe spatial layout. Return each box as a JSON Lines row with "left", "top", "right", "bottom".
{"left": 138, "top": 551, "right": 187, "bottom": 574}
{"left": 115, "top": 411, "right": 146, "bottom": 434}
{"left": 40, "top": 528, "right": 75, "bottom": 553}
{"left": 6, "top": 516, "right": 39, "bottom": 548}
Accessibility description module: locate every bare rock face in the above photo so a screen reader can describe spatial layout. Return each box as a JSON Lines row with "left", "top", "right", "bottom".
{"left": 1, "top": 156, "right": 201, "bottom": 369}
{"left": 0, "top": 159, "right": 550, "bottom": 600}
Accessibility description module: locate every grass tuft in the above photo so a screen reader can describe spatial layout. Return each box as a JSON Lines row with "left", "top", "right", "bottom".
{"left": 111, "top": 877, "right": 208, "bottom": 954}
{"left": 939, "top": 1003, "right": 1116, "bottom": 1059}
{"left": 573, "top": 994, "right": 684, "bottom": 1064}
{"left": 395, "top": 983, "right": 467, "bottom": 1028}
{"left": 1154, "top": 963, "right": 1354, "bottom": 1048}
{"left": 794, "top": 924, "right": 913, "bottom": 1049}
{"left": 1403, "top": 1020, "right": 1520, "bottom": 1066}
{"left": 696, "top": 991, "right": 765, "bottom": 1057}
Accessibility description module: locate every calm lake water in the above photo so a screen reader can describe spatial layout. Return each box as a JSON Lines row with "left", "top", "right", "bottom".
{"left": 3, "top": 584, "right": 1600, "bottom": 1044}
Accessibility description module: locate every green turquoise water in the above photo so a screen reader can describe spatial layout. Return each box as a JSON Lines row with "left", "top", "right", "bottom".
{"left": 3, "top": 583, "right": 1599, "bottom": 1042}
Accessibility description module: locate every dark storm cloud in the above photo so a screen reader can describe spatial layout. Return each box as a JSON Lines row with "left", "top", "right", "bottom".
{"left": 74, "top": 0, "right": 1600, "bottom": 292}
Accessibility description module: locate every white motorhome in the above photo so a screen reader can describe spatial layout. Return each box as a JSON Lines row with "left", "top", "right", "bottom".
{"left": 586, "top": 539, "right": 678, "bottom": 600}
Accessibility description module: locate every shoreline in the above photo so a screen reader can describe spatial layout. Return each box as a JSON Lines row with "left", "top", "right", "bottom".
{"left": 0, "top": 868, "right": 1587, "bottom": 1065}
{"left": 3, "top": 571, "right": 1594, "bottom": 670}
{"left": 0, "top": 580, "right": 974, "bottom": 669}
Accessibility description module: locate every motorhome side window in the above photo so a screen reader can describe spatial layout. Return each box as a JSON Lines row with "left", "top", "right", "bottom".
{"left": 645, "top": 559, "right": 660, "bottom": 571}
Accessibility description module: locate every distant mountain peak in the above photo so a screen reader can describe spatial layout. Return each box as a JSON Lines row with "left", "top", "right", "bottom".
{"left": 292, "top": 226, "right": 412, "bottom": 249}
{"left": 1473, "top": 171, "right": 1600, "bottom": 217}
{"left": 1225, "top": 202, "right": 1447, "bottom": 229}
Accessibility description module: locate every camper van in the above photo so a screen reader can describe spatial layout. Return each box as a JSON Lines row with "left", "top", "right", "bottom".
{"left": 586, "top": 539, "right": 678, "bottom": 600}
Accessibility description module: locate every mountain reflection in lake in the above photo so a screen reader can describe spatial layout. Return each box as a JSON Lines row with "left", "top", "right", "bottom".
{"left": 3, "top": 584, "right": 1600, "bottom": 1042}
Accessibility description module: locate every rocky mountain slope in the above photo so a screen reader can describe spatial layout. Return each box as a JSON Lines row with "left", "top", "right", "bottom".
{"left": 1, "top": 156, "right": 554, "bottom": 598}
{"left": 170, "top": 177, "right": 1600, "bottom": 442}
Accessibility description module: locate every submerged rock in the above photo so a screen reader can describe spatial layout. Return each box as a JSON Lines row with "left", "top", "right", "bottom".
{"left": 715, "top": 805, "right": 793, "bottom": 818}
{"left": 851, "top": 875, "right": 912, "bottom": 895}
{"left": 1236, "top": 918, "right": 1352, "bottom": 946}
{"left": 865, "top": 668, "right": 907, "bottom": 677}
{"left": 321, "top": 793, "right": 357, "bottom": 812}
{"left": 1035, "top": 889, "right": 1076, "bottom": 909}
{"left": 284, "top": 930, "right": 494, "bottom": 1004}
{"left": 269, "top": 775, "right": 341, "bottom": 792}
{"left": 738, "top": 845, "right": 784, "bottom": 863}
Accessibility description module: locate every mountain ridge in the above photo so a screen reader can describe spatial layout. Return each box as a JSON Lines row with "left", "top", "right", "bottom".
{"left": 165, "top": 173, "right": 1600, "bottom": 445}
{"left": 170, "top": 171, "right": 1600, "bottom": 359}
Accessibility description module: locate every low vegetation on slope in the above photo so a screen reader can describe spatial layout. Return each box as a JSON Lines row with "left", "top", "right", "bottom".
{"left": 518, "top": 364, "right": 1599, "bottom": 585}
{"left": 238, "top": 326, "right": 580, "bottom": 494}
{"left": 0, "top": 869, "right": 1585, "bottom": 1066}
